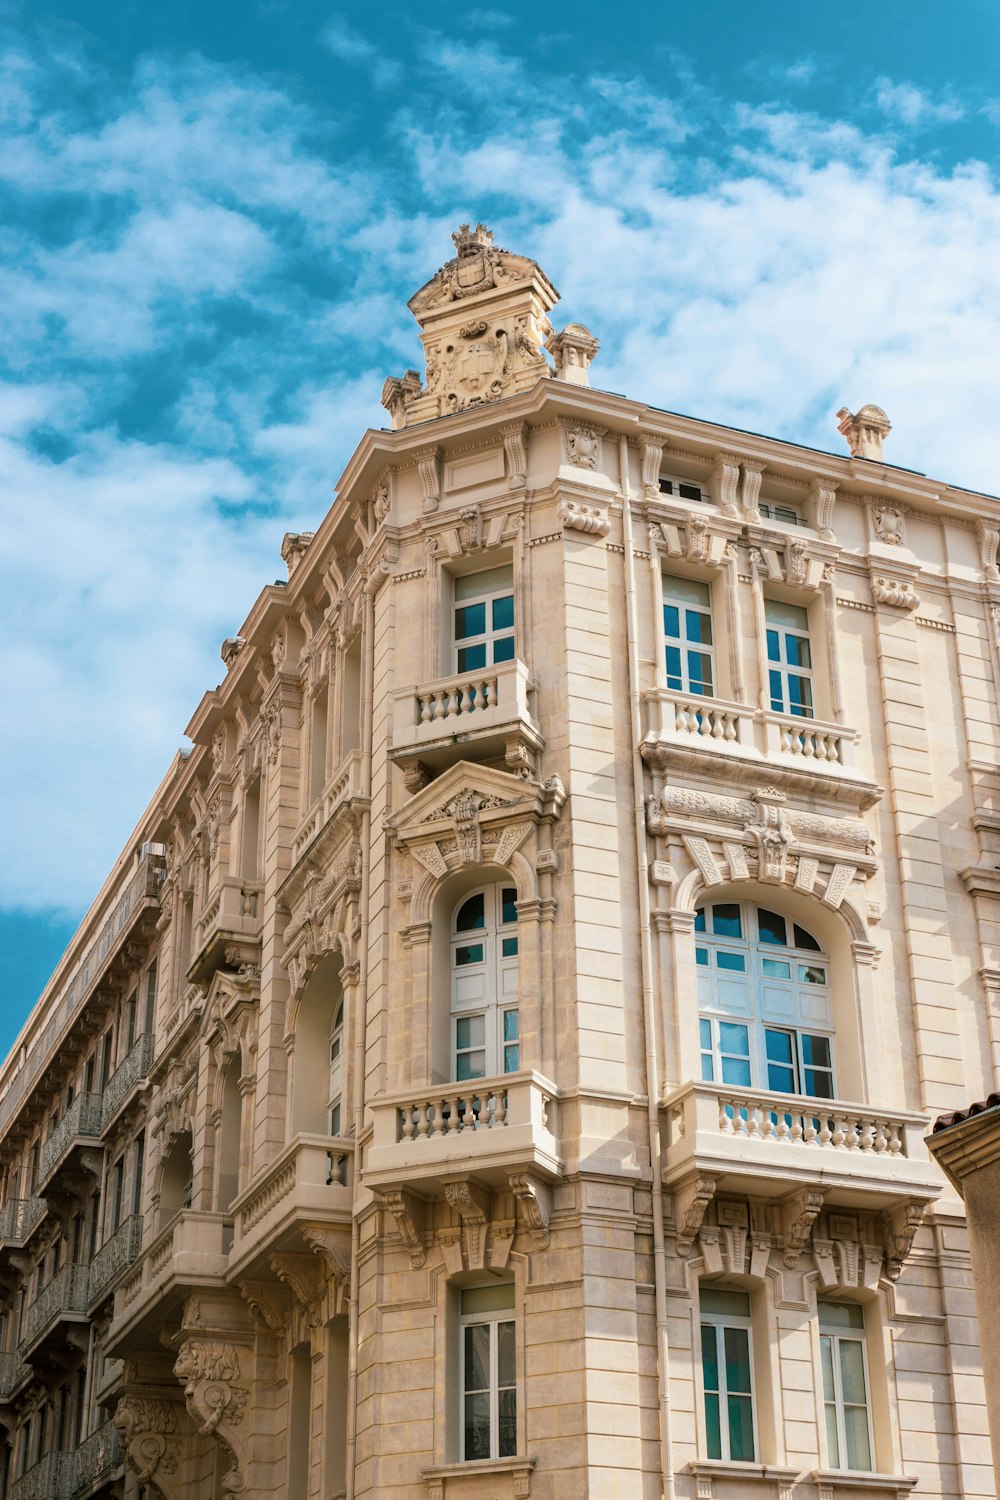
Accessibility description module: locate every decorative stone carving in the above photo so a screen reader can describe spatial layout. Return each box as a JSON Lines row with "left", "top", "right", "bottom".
{"left": 220, "top": 636, "right": 245, "bottom": 668}
{"left": 871, "top": 504, "right": 907, "bottom": 546}
{"left": 380, "top": 370, "right": 422, "bottom": 430}
{"left": 873, "top": 575, "right": 919, "bottom": 610}
{"left": 444, "top": 1178, "right": 491, "bottom": 1270}
{"left": 280, "top": 531, "right": 314, "bottom": 577}
{"left": 269, "top": 1252, "right": 322, "bottom": 1325}
{"left": 428, "top": 223, "right": 527, "bottom": 303}
{"left": 640, "top": 434, "right": 665, "bottom": 500}
{"left": 372, "top": 471, "right": 391, "bottom": 522}
{"left": 674, "top": 1174, "right": 718, "bottom": 1255}
{"left": 509, "top": 1171, "right": 550, "bottom": 1250}
{"left": 745, "top": 788, "right": 793, "bottom": 884}
{"left": 375, "top": 1188, "right": 426, "bottom": 1268}
{"left": 741, "top": 461, "right": 765, "bottom": 522}
{"left": 415, "top": 447, "right": 441, "bottom": 514}
{"left": 837, "top": 404, "right": 891, "bottom": 460}
{"left": 239, "top": 1281, "right": 289, "bottom": 1335}
{"left": 810, "top": 478, "right": 838, "bottom": 541}
{"left": 564, "top": 425, "right": 602, "bottom": 471}
{"left": 172, "top": 1333, "right": 250, "bottom": 1497}
{"left": 713, "top": 454, "right": 741, "bottom": 519}
{"left": 546, "top": 322, "right": 599, "bottom": 386}
{"left": 884, "top": 1201, "right": 926, "bottom": 1280}
{"left": 500, "top": 422, "right": 527, "bottom": 488}
{"left": 113, "top": 1397, "right": 184, "bottom": 1493}
{"left": 558, "top": 499, "right": 610, "bottom": 536}
{"left": 976, "top": 519, "right": 1000, "bottom": 581}
{"left": 782, "top": 1188, "right": 825, "bottom": 1267}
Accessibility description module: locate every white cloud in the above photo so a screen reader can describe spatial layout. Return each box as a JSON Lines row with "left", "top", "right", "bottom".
{"left": 874, "top": 77, "right": 964, "bottom": 127}
{"left": 321, "top": 18, "right": 401, "bottom": 89}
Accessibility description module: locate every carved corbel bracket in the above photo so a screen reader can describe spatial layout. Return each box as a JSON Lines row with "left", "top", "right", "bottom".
{"left": 414, "top": 446, "right": 442, "bottom": 514}
{"left": 172, "top": 1334, "right": 251, "bottom": 1493}
{"left": 113, "top": 1396, "right": 187, "bottom": 1500}
{"left": 882, "top": 1201, "right": 926, "bottom": 1281}
{"left": 375, "top": 1187, "right": 427, "bottom": 1268}
{"left": 508, "top": 1171, "right": 550, "bottom": 1250}
{"left": 558, "top": 498, "right": 610, "bottom": 537}
{"left": 640, "top": 433, "right": 664, "bottom": 500}
{"left": 268, "top": 1253, "right": 323, "bottom": 1326}
{"left": 500, "top": 421, "right": 527, "bottom": 488}
{"left": 713, "top": 453, "right": 742, "bottom": 519}
{"left": 444, "top": 1177, "right": 492, "bottom": 1270}
{"left": 674, "top": 1174, "right": 718, "bottom": 1256}
{"left": 781, "top": 1188, "right": 825, "bottom": 1267}
{"left": 239, "top": 1280, "right": 290, "bottom": 1336}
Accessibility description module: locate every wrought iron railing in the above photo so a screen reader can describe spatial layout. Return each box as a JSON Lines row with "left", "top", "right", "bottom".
{"left": 11, "top": 1451, "right": 75, "bottom": 1500}
{"left": 100, "top": 1033, "right": 155, "bottom": 1128}
{"left": 0, "top": 1196, "right": 46, "bottom": 1243}
{"left": 89, "top": 1214, "right": 143, "bottom": 1305}
{"left": 18, "top": 1264, "right": 90, "bottom": 1355}
{"left": 0, "top": 1350, "right": 30, "bottom": 1397}
{"left": 0, "top": 850, "right": 165, "bottom": 1139}
{"left": 39, "top": 1094, "right": 103, "bottom": 1184}
{"left": 73, "top": 1420, "right": 123, "bottom": 1492}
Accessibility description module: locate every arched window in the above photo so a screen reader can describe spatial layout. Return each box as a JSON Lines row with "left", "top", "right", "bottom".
{"left": 450, "top": 887, "right": 519, "bottom": 1082}
{"left": 158, "top": 1132, "right": 193, "bottom": 1229}
{"left": 328, "top": 1001, "right": 344, "bottom": 1137}
{"left": 695, "top": 902, "right": 834, "bottom": 1098}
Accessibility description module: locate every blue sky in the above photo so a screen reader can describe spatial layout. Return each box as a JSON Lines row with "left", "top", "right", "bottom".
{"left": 2, "top": 0, "right": 999, "bottom": 1051}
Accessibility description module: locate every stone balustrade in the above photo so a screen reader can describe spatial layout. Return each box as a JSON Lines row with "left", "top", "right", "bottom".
{"left": 18, "top": 1264, "right": 90, "bottom": 1356}
{"left": 390, "top": 659, "right": 542, "bottom": 772}
{"left": 89, "top": 1214, "right": 144, "bottom": 1305}
{"left": 763, "top": 709, "right": 855, "bottom": 767}
{"left": 0, "top": 1196, "right": 46, "bottom": 1245}
{"left": 229, "top": 1135, "right": 353, "bottom": 1276}
{"left": 661, "top": 1081, "right": 938, "bottom": 1203}
{"left": 366, "top": 1071, "right": 561, "bottom": 1193}
{"left": 291, "top": 749, "right": 365, "bottom": 864}
{"left": 100, "top": 1034, "right": 155, "bottom": 1130}
{"left": 112, "top": 1211, "right": 232, "bottom": 1338}
{"left": 38, "top": 1095, "right": 103, "bottom": 1186}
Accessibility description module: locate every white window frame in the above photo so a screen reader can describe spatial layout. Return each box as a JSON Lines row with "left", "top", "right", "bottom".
{"left": 699, "top": 1288, "right": 757, "bottom": 1463}
{"left": 659, "top": 473, "right": 704, "bottom": 503}
{"left": 696, "top": 901, "right": 835, "bottom": 1100}
{"left": 765, "top": 598, "right": 815, "bottom": 719}
{"left": 450, "top": 886, "right": 519, "bottom": 1083}
{"left": 328, "top": 1001, "right": 344, "bottom": 1137}
{"left": 662, "top": 575, "right": 716, "bottom": 698}
{"left": 459, "top": 1286, "right": 516, "bottom": 1463}
{"left": 759, "top": 500, "right": 803, "bottom": 526}
{"left": 452, "top": 566, "right": 515, "bottom": 675}
{"left": 819, "top": 1302, "right": 875, "bottom": 1472}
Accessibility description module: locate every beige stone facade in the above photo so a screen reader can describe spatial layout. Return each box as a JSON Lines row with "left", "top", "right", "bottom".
{"left": 1, "top": 223, "right": 997, "bottom": 1500}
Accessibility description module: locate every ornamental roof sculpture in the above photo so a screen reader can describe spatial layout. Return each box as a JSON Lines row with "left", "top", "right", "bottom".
{"left": 836, "top": 403, "right": 892, "bottom": 461}
{"left": 381, "top": 223, "right": 599, "bottom": 428}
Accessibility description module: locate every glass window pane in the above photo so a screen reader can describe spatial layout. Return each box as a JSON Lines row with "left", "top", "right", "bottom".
{"left": 497, "top": 1320, "right": 516, "bottom": 1386}
{"left": 679, "top": 482, "right": 702, "bottom": 502}
{"left": 788, "top": 676, "right": 814, "bottom": 716}
{"left": 819, "top": 1302, "right": 865, "bottom": 1331}
{"left": 799, "top": 965, "right": 826, "bottom": 985}
{"left": 663, "top": 605, "right": 681, "bottom": 639}
{"left": 699, "top": 1019, "right": 713, "bottom": 1050}
{"left": 769, "top": 668, "right": 785, "bottom": 712}
{"left": 716, "top": 952, "right": 745, "bottom": 972}
{"left": 723, "top": 1327, "right": 752, "bottom": 1394}
{"left": 762, "top": 959, "right": 791, "bottom": 978}
{"left": 712, "top": 905, "right": 742, "bottom": 937}
{"left": 464, "top": 1390, "right": 491, "bottom": 1461}
{"left": 685, "top": 609, "right": 713, "bottom": 646}
{"left": 804, "top": 1068, "right": 835, "bottom": 1100}
{"left": 765, "top": 600, "right": 810, "bottom": 630}
{"left": 765, "top": 1030, "right": 794, "bottom": 1064}
{"left": 704, "top": 1393, "right": 722, "bottom": 1460}
{"left": 766, "top": 628, "right": 781, "bottom": 663}
{"left": 455, "top": 602, "right": 486, "bottom": 639}
{"left": 501, "top": 937, "right": 518, "bottom": 958}
{"left": 492, "top": 635, "right": 515, "bottom": 664}
{"left": 767, "top": 1064, "right": 796, "bottom": 1093}
{"left": 785, "top": 634, "right": 812, "bottom": 670}
{"left": 498, "top": 1386, "right": 517, "bottom": 1458}
{"left": 721, "top": 1056, "right": 752, "bottom": 1086}
{"left": 696, "top": 947, "right": 709, "bottom": 966}
{"left": 694, "top": 908, "right": 707, "bottom": 933}
{"left": 794, "top": 923, "right": 822, "bottom": 952}
{"left": 455, "top": 565, "right": 513, "bottom": 601}
{"left": 504, "top": 1044, "right": 520, "bottom": 1072}
{"left": 844, "top": 1403, "right": 872, "bottom": 1470}
{"left": 701, "top": 1053, "right": 715, "bottom": 1081}
{"left": 719, "top": 1023, "right": 750, "bottom": 1056}
{"left": 801, "top": 1035, "right": 832, "bottom": 1068}
{"left": 462, "top": 1283, "right": 515, "bottom": 1314}
{"left": 820, "top": 1335, "right": 837, "bottom": 1400}
{"left": 456, "top": 894, "right": 486, "bottom": 932}
{"left": 838, "top": 1340, "right": 869, "bottom": 1405}
{"left": 687, "top": 651, "right": 714, "bottom": 694}
{"left": 665, "top": 645, "right": 683, "bottom": 689}
{"left": 728, "top": 1395, "right": 756, "bottom": 1461}
{"left": 455, "top": 944, "right": 484, "bottom": 966}
{"left": 700, "top": 1324, "right": 719, "bottom": 1392}
{"left": 492, "top": 594, "right": 514, "bottom": 631}
{"left": 456, "top": 1052, "right": 486, "bottom": 1081}
{"left": 503, "top": 1012, "right": 519, "bottom": 1044}
{"left": 465, "top": 1324, "right": 490, "bottom": 1392}
{"left": 457, "top": 643, "right": 488, "bottom": 672}
{"left": 757, "top": 909, "right": 787, "bottom": 946}
{"left": 701, "top": 1289, "right": 751, "bottom": 1317}
{"left": 456, "top": 1016, "right": 485, "bottom": 1049}
{"left": 664, "top": 576, "right": 711, "bottom": 607}
{"left": 824, "top": 1402, "right": 841, "bottom": 1468}
{"left": 501, "top": 889, "right": 518, "bottom": 925}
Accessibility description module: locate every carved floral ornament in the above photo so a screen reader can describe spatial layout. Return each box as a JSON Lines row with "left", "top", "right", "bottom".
{"left": 646, "top": 784, "right": 877, "bottom": 936}
{"left": 564, "top": 423, "right": 603, "bottom": 471}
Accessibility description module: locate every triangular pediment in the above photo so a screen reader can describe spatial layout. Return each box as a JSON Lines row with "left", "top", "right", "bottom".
{"left": 385, "top": 761, "right": 541, "bottom": 842}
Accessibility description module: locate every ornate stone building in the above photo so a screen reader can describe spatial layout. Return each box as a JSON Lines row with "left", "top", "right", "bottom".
{"left": 0, "top": 224, "right": 997, "bottom": 1500}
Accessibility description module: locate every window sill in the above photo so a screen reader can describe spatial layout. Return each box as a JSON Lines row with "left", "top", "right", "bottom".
{"left": 809, "top": 1472, "right": 917, "bottom": 1498}
{"left": 421, "top": 1456, "right": 535, "bottom": 1499}
{"left": 688, "top": 1460, "right": 800, "bottom": 1496}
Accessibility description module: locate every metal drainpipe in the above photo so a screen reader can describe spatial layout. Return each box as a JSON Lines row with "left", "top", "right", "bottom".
{"left": 344, "top": 564, "right": 378, "bottom": 1500}
{"left": 620, "top": 434, "right": 675, "bottom": 1500}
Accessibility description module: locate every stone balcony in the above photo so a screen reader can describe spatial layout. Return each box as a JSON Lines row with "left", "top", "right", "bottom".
{"left": 389, "top": 659, "right": 544, "bottom": 782}
{"left": 100, "top": 1033, "right": 155, "bottom": 1133}
{"left": 108, "top": 1210, "right": 232, "bottom": 1353}
{"left": 365, "top": 1071, "right": 562, "bottom": 1195}
{"left": 88, "top": 1213, "right": 144, "bottom": 1308}
{"left": 291, "top": 749, "right": 365, "bottom": 867}
{"left": 0, "top": 1195, "right": 47, "bottom": 1246}
{"left": 38, "top": 1094, "right": 104, "bottom": 1190}
{"left": 228, "top": 1133, "right": 353, "bottom": 1279}
{"left": 189, "top": 876, "right": 264, "bottom": 982}
{"left": 18, "top": 1263, "right": 90, "bottom": 1360}
{"left": 11, "top": 1451, "right": 76, "bottom": 1500}
{"left": 661, "top": 1081, "right": 939, "bottom": 1209}
{"left": 641, "top": 689, "right": 880, "bottom": 809}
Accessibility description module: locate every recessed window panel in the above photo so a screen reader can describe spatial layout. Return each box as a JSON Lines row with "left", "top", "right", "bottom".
{"left": 455, "top": 943, "right": 484, "bottom": 967}
{"left": 501, "top": 937, "right": 518, "bottom": 958}
{"left": 696, "top": 947, "right": 709, "bottom": 967}
{"left": 716, "top": 951, "right": 745, "bottom": 972}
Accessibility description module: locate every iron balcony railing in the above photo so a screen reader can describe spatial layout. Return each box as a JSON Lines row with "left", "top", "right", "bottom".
{"left": 73, "top": 1420, "right": 123, "bottom": 1493}
{"left": 39, "top": 1094, "right": 104, "bottom": 1185}
{"left": 18, "top": 1264, "right": 90, "bottom": 1356}
{"left": 0, "top": 1196, "right": 46, "bottom": 1244}
{"left": 100, "top": 1033, "right": 155, "bottom": 1128}
{"left": 89, "top": 1214, "right": 143, "bottom": 1305}
{"left": 0, "top": 1350, "right": 31, "bottom": 1398}
{"left": 0, "top": 850, "right": 165, "bottom": 1140}
{"left": 11, "top": 1451, "right": 75, "bottom": 1500}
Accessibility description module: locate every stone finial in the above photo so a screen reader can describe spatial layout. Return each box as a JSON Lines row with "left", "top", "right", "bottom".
{"left": 452, "top": 222, "right": 494, "bottom": 257}
{"left": 221, "top": 637, "right": 245, "bottom": 668}
{"left": 280, "top": 532, "right": 315, "bottom": 577}
{"left": 546, "top": 323, "right": 599, "bottom": 387}
{"left": 836, "top": 404, "right": 891, "bottom": 462}
{"left": 380, "top": 371, "right": 422, "bottom": 431}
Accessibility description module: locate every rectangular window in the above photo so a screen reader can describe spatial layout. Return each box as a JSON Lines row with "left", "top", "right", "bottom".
{"left": 659, "top": 476, "right": 703, "bottom": 502}
{"left": 765, "top": 599, "right": 814, "bottom": 719}
{"left": 700, "top": 1288, "right": 755, "bottom": 1462}
{"left": 759, "top": 501, "right": 802, "bottom": 525}
{"left": 454, "top": 566, "right": 515, "bottom": 674}
{"left": 701, "top": 1018, "right": 752, "bottom": 1087}
{"left": 460, "top": 1283, "right": 516, "bottom": 1463}
{"left": 763, "top": 1028, "right": 835, "bottom": 1099}
{"left": 819, "top": 1301, "right": 873, "bottom": 1471}
{"left": 663, "top": 575, "right": 715, "bottom": 697}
